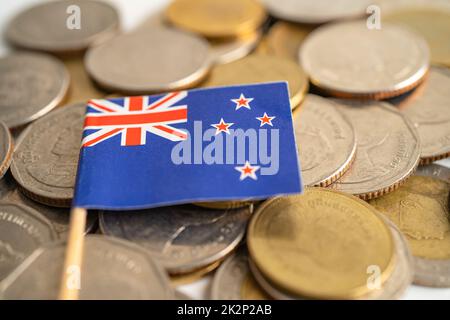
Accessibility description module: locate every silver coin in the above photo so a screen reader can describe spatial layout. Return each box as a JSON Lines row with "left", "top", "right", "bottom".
{"left": 11, "top": 103, "right": 85, "bottom": 207}
{"left": 4, "top": 187, "right": 97, "bottom": 238}
{"left": 85, "top": 27, "right": 211, "bottom": 94}
{"left": 211, "top": 247, "right": 269, "bottom": 300}
{"left": 210, "top": 32, "right": 261, "bottom": 65}
{"left": 299, "top": 21, "right": 430, "bottom": 99}
{"left": 5, "top": 0, "right": 119, "bottom": 53}
{"left": 412, "top": 164, "right": 450, "bottom": 287}
{"left": 0, "top": 52, "right": 70, "bottom": 128}
{"left": 330, "top": 100, "right": 421, "bottom": 200}
{"left": 0, "top": 202, "right": 57, "bottom": 281}
{"left": 99, "top": 205, "right": 251, "bottom": 274}
{"left": 0, "top": 121, "right": 13, "bottom": 178}
{"left": 293, "top": 94, "right": 356, "bottom": 187}
{"left": 397, "top": 67, "right": 450, "bottom": 163}
{"left": 262, "top": 0, "right": 372, "bottom": 24}
{"left": 0, "top": 235, "right": 174, "bottom": 299}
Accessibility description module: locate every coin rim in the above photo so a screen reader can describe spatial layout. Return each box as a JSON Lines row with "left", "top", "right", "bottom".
{"left": 0, "top": 121, "right": 13, "bottom": 179}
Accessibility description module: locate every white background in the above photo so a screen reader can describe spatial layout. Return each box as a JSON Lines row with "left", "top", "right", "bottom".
{"left": 1, "top": 0, "right": 449, "bottom": 300}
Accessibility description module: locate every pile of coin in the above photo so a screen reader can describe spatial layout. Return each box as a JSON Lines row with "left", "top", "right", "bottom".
{"left": 1, "top": 0, "right": 450, "bottom": 300}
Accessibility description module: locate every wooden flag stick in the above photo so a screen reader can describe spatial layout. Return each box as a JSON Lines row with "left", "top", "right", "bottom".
{"left": 58, "top": 207, "right": 87, "bottom": 300}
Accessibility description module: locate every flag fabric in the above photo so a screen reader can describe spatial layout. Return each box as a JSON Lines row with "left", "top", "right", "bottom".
{"left": 73, "top": 82, "right": 303, "bottom": 209}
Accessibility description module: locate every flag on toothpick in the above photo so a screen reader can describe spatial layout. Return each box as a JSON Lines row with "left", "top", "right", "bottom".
{"left": 73, "top": 82, "right": 303, "bottom": 209}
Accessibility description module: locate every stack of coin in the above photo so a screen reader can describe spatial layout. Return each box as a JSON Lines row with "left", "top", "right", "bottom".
{"left": 99, "top": 205, "right": 252, "bottom": 283}
{"left": 166, "top": 0, "right": 267, "bottom": 65}
{"left": 1, "top": 0, "right": 450, "bottom": 300}
{"left": 242, "top": 188, "right": 413, "bottom": 300}
{"left": 369, "top": 164, "right": 450, "bottom": 287}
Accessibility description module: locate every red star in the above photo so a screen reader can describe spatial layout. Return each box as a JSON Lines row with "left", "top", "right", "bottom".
{"left": 231, "top": 93, "right": 254, "bottom": 110}
{"left": 235, "top": 161, "right": 260, "bottom": 181}
{"left": 211, "top": 118, "right": 234, "bottom": 135}
{"left": 256, "top": 113, "right": 275, "bottom": 127}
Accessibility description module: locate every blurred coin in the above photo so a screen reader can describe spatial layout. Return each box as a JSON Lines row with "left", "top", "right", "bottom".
{"left": 11, "top": 103, "right": 85, "bottom": 207}
{"left": 397, "top": 67, "right": 450, "bottom": 164}
{"left": 210, "top": 32, "right": 261, "bottom": 65}
{"left": 299, "top": 21, "right": 429, "bottom": 99}
{"left": 63, "top": 56, "right": 106, "bottom": 103}
{"left": 330, "top": 100, "right": 421, "bottom": 200}
{"left": 0, "top": 202, "right": 57, "bottom": 281}
{"left": 4, "top": 188, "right": 97, "bottom": 238}
{"left": 202, "top": 54, "right": 308, "bottom": 109}
{"left": 175, "top": 290, "right": 191, "bottom": 300}
{"left": 370, "top": 164, "right": 450, "bottom": 287}
{"left": 293, "top": 94, "right": 356, "bottom": 187}
{"left": 363, "top": 217, "right": 413, "bottom": 300}
{"left": 5, "top": 0, "right": 119, "bottom": 53}
{"left": 0, "top": 52, "right": 69, "bottom": 128}
{"left": 85, "top": 28, "right": 211, "bottom": 94}
{"left": 384, "top": 8, "right": 450, "bottom": 67}
{"left": 171, "top": 260, "right": 222, "bottom": 286}
{"left": 262, "top": 0, "right": 372, "bottom": 24}
{"left": 0, "top": 235, "right": 174, "bottom": 299}
{"left": 266, "top": 21, "right": 313, "bottom": 61}
{"left": 166, "top": 0, "right": 266, "bottom": 38}
{"left": 99, "top": 205, "right": 251, "bottom": 274}
{"left": 0, "top": 121, "right": 13, "bottom": 179}
{"left": 211, "top": 247, "right": 269, "bottom": 300}
{"left": 247, "top": 189, "right": 396, "bottom": 299}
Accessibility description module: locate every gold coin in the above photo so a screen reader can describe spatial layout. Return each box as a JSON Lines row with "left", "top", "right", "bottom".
{"left": 202, "top": 54, "right": 309, "bottom": 109}
{"left": 384, "top": 8, "right": 450, "bottom": 67}
{"left": 370, "top": 174, "right": 450, "bottom": 261}
{"left": 247, "top": 188, "right": 396, "bottom": 299}
{"left": 241, "top": 274, "right": 270, "bottom": 300}
{"left": 166, "top": 0, "right": 267, "bottom": 38}
{"left": 266, "top": 21, "right": 313, "bottom": 61}
{"left": 209, "top": 31, "right": 261, "bottom": 65}
{"left": 170, "top": 260, "right": 222, "bottom": 286}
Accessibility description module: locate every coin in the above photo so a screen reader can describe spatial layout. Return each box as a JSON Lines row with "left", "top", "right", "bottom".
{"left": 4, "top": 188, "right": 97, "bottom": 238}
{"left": 171, "top": 260, "right": 222, "bottom": 286}
{"left": 384, "top": 8, "right": 450, "bottom": 67}
{"left": 363, "top": 217, "right": 413, "bottom": 300}
{"left": 5, "top": 0, "right": 119, "bottom": 53}
{"left": 0, "top": 52, "right": 70, "bottom": 129}
{"left": 0, "top": 235, "right": 174, "bottom": 299}
{"left": 166, "top": 0, "right": 267, "bottom": 38}
{"left": 11, "top": 103, "right": 85, "bottom": 207}
{"left": 369, "top": 164, "right": 450, "bottom": 287}
{"left": 397, "top": 67, "right": 450, "bottom": 164}
{"left": 265, "top": 21, "right": 313, "bottom": 61}
{"left": 262, "top": 0, "right": 372, "bottom": 24}
{"left": 293, "top": 94, "right": 356, "bottom": 187}
{"left": 330, "top": 100, "right": 421, "bottom": 200}
{"left": 247, "top": 189, "right": 396, "bottom": 299}
{"left": 202, "top": 54, "right": 309, "bottom": 109}
{"left": 248, "top": 217, "right": 413, "bottom": 300}
{"left": 211, "top": 247, "right": 269, "bottom": 300}
{"left": 0, "top": 202, "right": 57, "bottom": 281}
{"left": 299, "top": 21, "right": 430, "bottom": 99}
{"left": 85, "top": 28, "right": 211, "bottom": 94}
{"left": 0, "top": 121, "right": 13, "bottom": 179}
{"left": 62, "top": 56, "right": 106, "bottom": 104}
{"left": 209, "top": 32, "right": 261, "bottom": 65}
{"left": 99, "top": 205, "right": 251, "bottom": 274}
